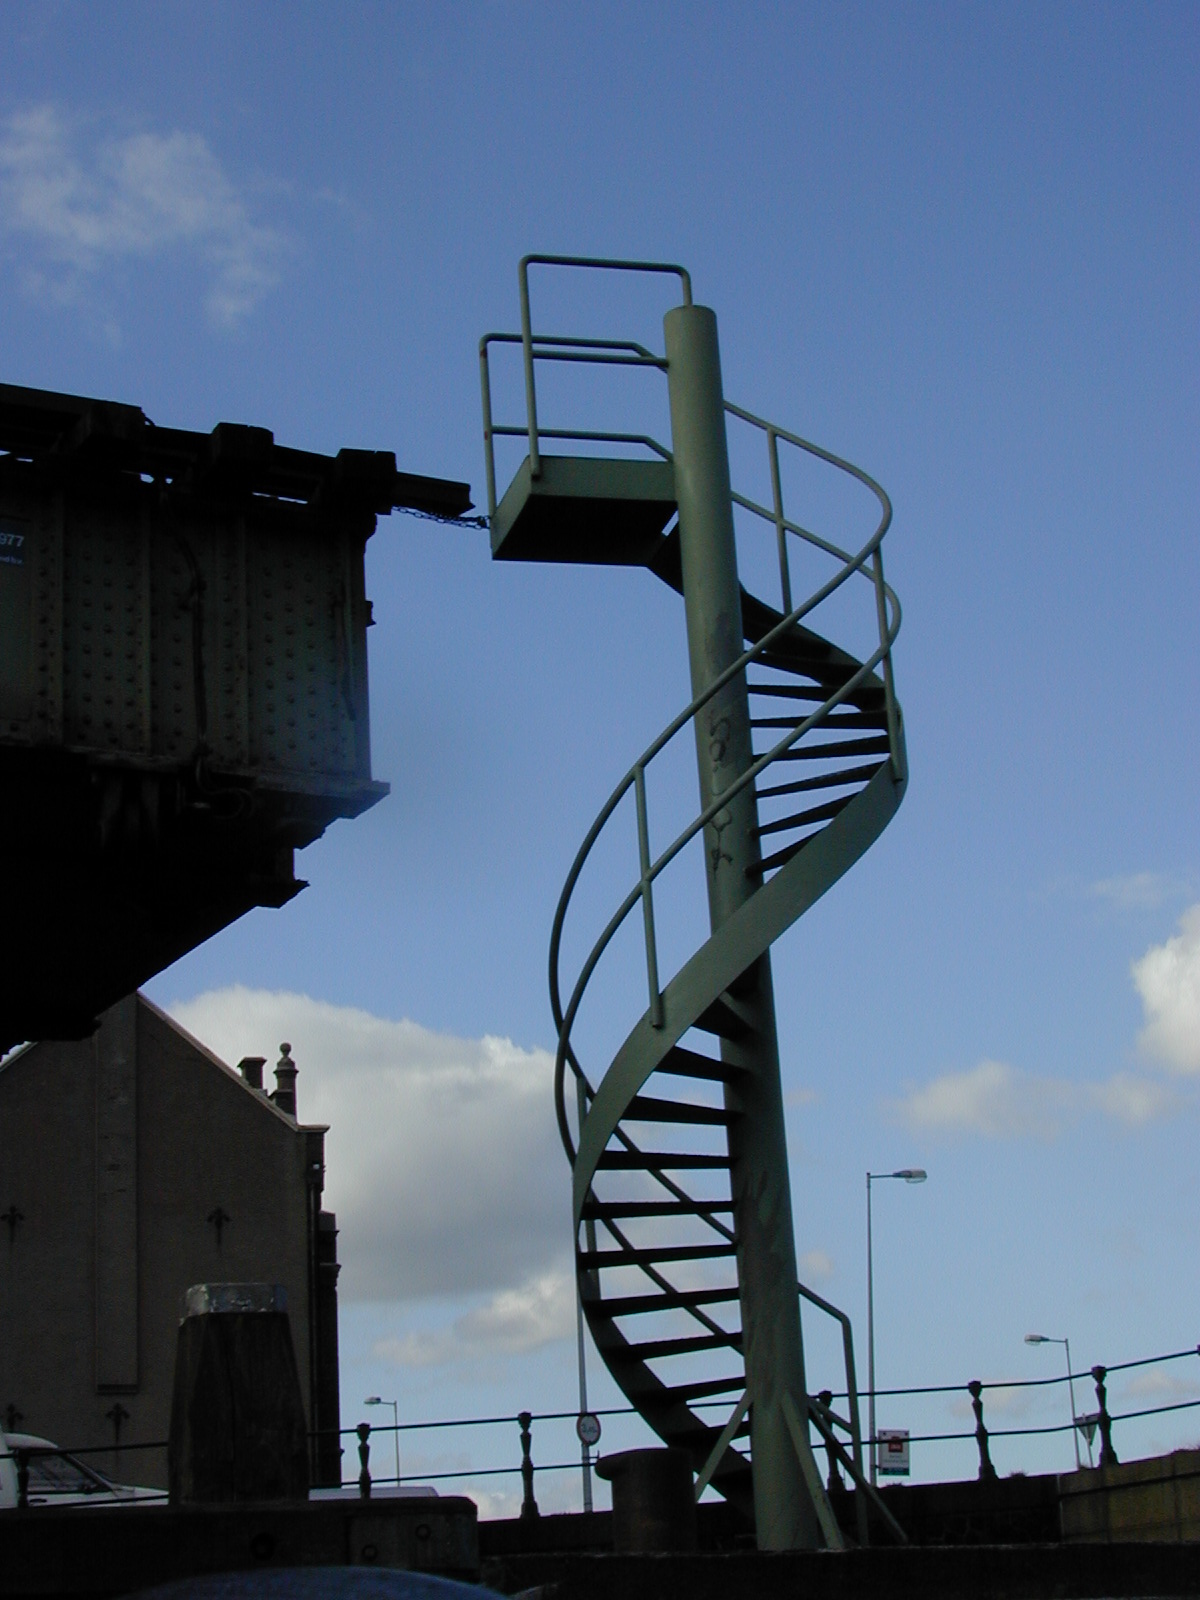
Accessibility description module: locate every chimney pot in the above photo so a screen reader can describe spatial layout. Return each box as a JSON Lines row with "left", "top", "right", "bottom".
{"left": 238, "top": 1056, "right": 266, "bottom": 1091}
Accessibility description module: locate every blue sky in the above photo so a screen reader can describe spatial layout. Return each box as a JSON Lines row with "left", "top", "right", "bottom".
{"left": 3, "top": 2, "right": 1197, "bottom": 1507}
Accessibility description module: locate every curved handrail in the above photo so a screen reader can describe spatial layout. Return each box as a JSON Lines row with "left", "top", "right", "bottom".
{"left": 549, "top": 458, "right": 899, "bottom": 1160}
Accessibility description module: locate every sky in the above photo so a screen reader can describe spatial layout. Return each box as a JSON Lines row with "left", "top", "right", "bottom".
{"left": 2, "top": 1, "right": 1198, "bottom": 1512}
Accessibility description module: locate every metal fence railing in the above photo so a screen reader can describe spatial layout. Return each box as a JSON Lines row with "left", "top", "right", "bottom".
{"left": 8, "top": 1341, "right": 1196, "bottom": 1514}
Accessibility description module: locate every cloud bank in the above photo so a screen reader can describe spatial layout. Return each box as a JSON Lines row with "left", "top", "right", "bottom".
{"left": 167, "top": 987, "right": 566, "bottom": 1303}
{"left": 0, "top": 104, "right": 284, "bottom": 325}
{"left": 1133, "top": 905, "right": 1200, "bottom": 1073}
{"left": 1090, "top": 872, "right": 1184, "bottom": 912}
{"left": 892, "top": 1058, "right": 1179, "bottom": 1139}
{"left": 373, "top": 1272, "right": 576, "bottom": 1370}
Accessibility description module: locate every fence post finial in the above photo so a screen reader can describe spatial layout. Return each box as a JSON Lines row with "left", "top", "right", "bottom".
{"left": 967, "top": 1381, "right": 997, "bottom": 1482}
{"left": 1091, "top": 1366, "right": 1118, "bottom": 1468}
{"left": 518, "top": 1411, "right": 539, "bottom": 1520}
{"left": 357, "top": 1422, "right": 372, "bottom": 1499}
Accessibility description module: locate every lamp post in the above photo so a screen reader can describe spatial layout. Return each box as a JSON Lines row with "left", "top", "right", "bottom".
{"left": 1024, "top": 1333, "right": 1084, "bottom": 1469}
{"left": 867, "top": 1168, "right": 927, "bottom": 1486}
{"left": 365, "top": 1396, "right": 400, "bottom": 1484}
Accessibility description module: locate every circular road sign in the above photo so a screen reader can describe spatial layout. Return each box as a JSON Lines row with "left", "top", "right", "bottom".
{"left": 576, "top": 1412, "right": 602, "bottom": 1447}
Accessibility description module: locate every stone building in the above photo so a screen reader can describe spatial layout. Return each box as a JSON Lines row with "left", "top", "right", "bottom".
{"left": 0, "top": 993, "right": 341, "bottom": 1487}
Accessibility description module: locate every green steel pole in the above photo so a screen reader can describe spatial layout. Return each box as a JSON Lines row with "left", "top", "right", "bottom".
{"left": 663, "top": 303, "right": 820, "bottom": 1552}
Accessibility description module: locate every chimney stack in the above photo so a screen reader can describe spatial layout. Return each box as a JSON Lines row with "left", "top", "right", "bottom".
{"left": 238, "top": 1056, "right": 266, "bottom": 1092}
{"left": 272, "top": 1043, "right": 297, "bottom": 1117}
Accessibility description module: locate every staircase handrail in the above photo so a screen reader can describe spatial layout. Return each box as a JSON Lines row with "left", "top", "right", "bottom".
{"left": 549, "top": 464, "right": 899, "bottom": 1160}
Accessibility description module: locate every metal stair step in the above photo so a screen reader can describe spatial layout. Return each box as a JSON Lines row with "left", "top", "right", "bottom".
{"left": 632, "top": 1330, "right": 744, "bottom": 1360}
{"left": 594, "top": 1286, "right": 742, "bottom": 1318}
{"left": 749, "top": 679, "right": 886, "bottom": 711}
{"left": 749, "top": 836, "right": 812, "bottom": 878}
{"left": 751, "top": 711, "right": 887, "bottom": 731}
{"left": 753, "top": 794, "right": 853, "bottom": 839}
{"left": 772, "top": 735, "right": 890, "bottom": 761}
{"left": 663, "top": 1375, "right": 747, "bottom": 1402}
{"left": 580, "top": 1198, "right": 734, "bottom": 1220}
{"left": 579, "top": 1242, "right": 738, "bottom": 1268}
{"left": 626, "top": 1094, "right": 731, "bottom": 1126}
{"left": 693, "top": 995, "right": 752, "bottom": 1041}
{"left": 756, "top": 761, "right": 883, "bottom": 801}
{"left": 596, "top": 1149, "right": 731, "bottom": 1170}
{"left": 656, "top": 1045, "right": 745, "bottom": 1083}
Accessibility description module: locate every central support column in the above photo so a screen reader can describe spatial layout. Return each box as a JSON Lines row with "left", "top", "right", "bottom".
{"left": 663, "top": 304, "right": 820, "bottom": 1551}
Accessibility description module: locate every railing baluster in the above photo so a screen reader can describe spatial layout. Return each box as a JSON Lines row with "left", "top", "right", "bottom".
{"left": 634, "top": 764, "right": 664, "bottom": 1028}
{"left": 356, "top": 1422, "right": 371, "bottom": 1500}
{"left": 871, "top": 548, "right": 904, "bottom": 783}
{"left": 479, "top": 341, "right": 498, "bottom": 520}
{"left": 518, "top": 1411, "right": 539, "bottom": 1519}
{"left": 768, "top": 426, "right": 792, "bottom": 615}
{"left": 1092, "top": 1366, "right": 1119, "bottom": 1467}
{"left": 817, "top": 1390, "right": 844, "bottom": 1492}
{"left": 517, "top": 265, "right": 541, "bottom": 478}
{"left": 967, "top": 1380, "right": 997, "bottom": 1482}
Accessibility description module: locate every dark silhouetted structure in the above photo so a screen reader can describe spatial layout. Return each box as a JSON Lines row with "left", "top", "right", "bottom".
{"left": 0, "top": 994, "right": 342, "bottom": 1487}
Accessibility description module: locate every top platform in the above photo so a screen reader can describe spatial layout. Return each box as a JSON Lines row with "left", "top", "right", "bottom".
{"left": 490, "top": 455, "right": 677, "bottom": 567}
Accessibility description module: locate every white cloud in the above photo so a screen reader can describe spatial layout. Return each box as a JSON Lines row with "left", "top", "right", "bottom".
{"left": 166, "top": 987, "right": 567, "bottom": 1302}
{"left": 949, "top": 1384, "right": 1032, "bottom": 1421}
{"left": 895, "top": 1059, "right": 1068, "bottom": 1139}
{"left": 1090, "top": 873, "right": 1182, "bottom": 912}
{"left": 798, "top": 1249, "right": 834, "bottom": 1282}
{"left": 1121, "top": 1369, "right": 1200, "bottom": 1404}
{"left": 1090, "top": 1072, "right": 1178, "bottom": 1126}
{"left": 0, "top": 104, "right": 284, "bottom": 325}
{"left": 373, "top": 1272, "right": 576, "bottom": 1370}
{"left": 1133, "top": 905, "right": 1200, "bottom": 1073}
{"left": 892, "top": 1058, "right": 1181, "bottom": 1139}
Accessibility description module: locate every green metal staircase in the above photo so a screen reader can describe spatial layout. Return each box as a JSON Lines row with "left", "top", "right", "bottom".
{"left": 481, "top": 258, "right": 907, "bottom": 1544}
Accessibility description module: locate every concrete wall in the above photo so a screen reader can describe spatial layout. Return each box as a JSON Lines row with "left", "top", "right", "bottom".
{"left": 0, "top": 994, "right": 339, "bottom": 1487}
{"left": 1059, "top": 1448, "right": 1200, "bottom": 1543}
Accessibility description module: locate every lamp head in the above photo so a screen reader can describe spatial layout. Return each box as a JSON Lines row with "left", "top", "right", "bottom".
{"left": 1024, "top": 1334, "right": 1048, "bottom": 1345}
{"left": 365, "top": 1395, "right": 383, "bottom": 1405}
{"left": 895, "top": 1168, "right": 927, "bottom": 1183}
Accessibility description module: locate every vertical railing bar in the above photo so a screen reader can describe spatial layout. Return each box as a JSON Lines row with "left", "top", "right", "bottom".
{"left": 871, "top": 549, "right": 903, "bottom": 783}
{"left": 633, "top": 764, "right": 664, "bottom": 1028}
{"left": 478, "top": 341, "right": 499, "bottom": 521}
{"left": 518, "top": 261, "right": 541, "bottom": 479}
{"left": 840, "top": 1316, "right": 869, "bottom": 1547}
{"left": 769, "top": 427, "right": 792, "bottom": 615}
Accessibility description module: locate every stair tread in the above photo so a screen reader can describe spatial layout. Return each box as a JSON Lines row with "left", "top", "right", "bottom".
{"left": 657, "top": 1045, "right": 744, "bottom": 1082}
{"left": 626, "top": 1094, "right": 731, "bottom": 1126}
{"left": 580, "top": 1242, "right": 738, "bottom": 1267}
{"left": 751, "top": 712, "right": 886, "bottom": 731}
{"left": 597, "top": 1149, "right": 731, "bottom": 1170}
{"left": 664, "top": 1375, "right": 747, "bottom": 1402}
{"left": 749, "top": 679, "right": 885, "bottom": 710}
{"left": 594, "top": 1286, "right": 742, "bottom": 1318}
{"left": 633, "top": 1330, "right": 744, "bottom": 1360}
{"left": 773, "top": 736, "right": 889, "bottom": 760}
{"left": 580, "top": 1198, "right": 734, "bottom": 1220}
{"left": 749, "top": 836, "right": 812, "bottom": 877}
{"left": 756, "top": 762, "right": 883, "bottom": 801}
{"left": 753, "top": 794, "right": 853, "bottom": 838}
{"left": 694, "top": 995, "right": 751, "bottom": 1041}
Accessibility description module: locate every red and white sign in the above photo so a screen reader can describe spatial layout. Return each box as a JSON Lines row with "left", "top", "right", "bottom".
{"left": 876, "top": 1428, "right": 910, "bottom": 1477}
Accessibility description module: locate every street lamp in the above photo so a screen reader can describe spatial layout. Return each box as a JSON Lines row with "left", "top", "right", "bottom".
{"left": 867, "top": 1168, "right": 927, "bottom": 1486}
{"left": 364, "top": 1396, "right": 400, "bottom": 1485}
{"left": 1024, "top": 1333, "right": 1085, "bottom": 1469}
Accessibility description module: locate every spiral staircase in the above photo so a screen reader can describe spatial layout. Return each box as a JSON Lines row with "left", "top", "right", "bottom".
{"left": 480, "top": 258, "right": 908, "bottom": 1547}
